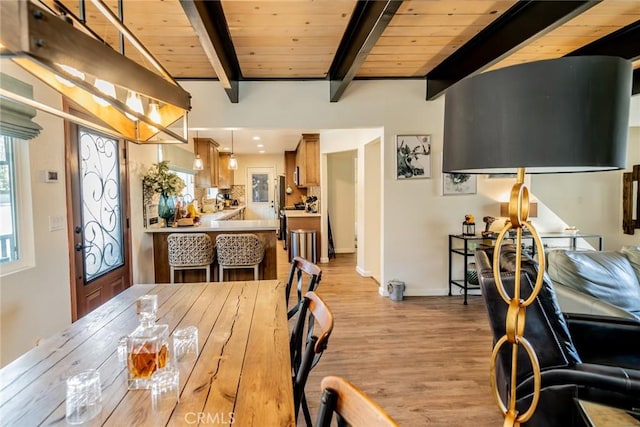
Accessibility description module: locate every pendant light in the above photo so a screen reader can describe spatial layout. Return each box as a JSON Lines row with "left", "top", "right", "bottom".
{"left": 228, "top": 130, "right": 238, "bottom": 170}
{"left": 193, "top": 130, "right": 204, "bottom": 170}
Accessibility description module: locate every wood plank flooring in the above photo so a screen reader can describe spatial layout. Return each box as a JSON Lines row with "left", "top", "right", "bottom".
{"left": 277, "top": 242, "right": 504, "bottom": 426}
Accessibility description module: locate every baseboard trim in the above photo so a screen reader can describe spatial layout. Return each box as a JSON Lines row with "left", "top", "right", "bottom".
{"left": 335, "top": 248, "right": 355, "bottom": 254}
{"left": 320, "top": 257, "right": 330, "bottom": 263}
{"left": 356, "top": 266, "right": 371, "bottom": 277}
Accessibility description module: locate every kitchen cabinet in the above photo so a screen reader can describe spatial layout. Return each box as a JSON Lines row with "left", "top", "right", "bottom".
{"left": 294, "top": 133, "right": 320, "bottom": 187}
{"left": 218, "top": 153, "right": 235, "bottom": 189}
{"left": 285, "top": 150, "right": 306, "bottom": 205}
{"left": 194, "top": 137, "right": 219, "bottom": 188}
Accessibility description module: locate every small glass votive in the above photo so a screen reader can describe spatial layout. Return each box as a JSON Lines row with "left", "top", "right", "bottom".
{"left": 151, "top": 367, "right": 180, "bottom": 411}
{"left": 172, "top": 326, "right": 199, "bottom": 363}
{"left": 65, "top": 369, "right": 102, "bottom": 425}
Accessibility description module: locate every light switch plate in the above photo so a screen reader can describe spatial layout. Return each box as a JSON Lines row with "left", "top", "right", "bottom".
{"left": 48, "top": 215, "right": 65, "bottom": 231}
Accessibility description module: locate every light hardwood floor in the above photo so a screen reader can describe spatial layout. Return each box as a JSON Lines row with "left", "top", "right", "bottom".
{"left": 277, "top": 242, "right": 504, "bottom": 426}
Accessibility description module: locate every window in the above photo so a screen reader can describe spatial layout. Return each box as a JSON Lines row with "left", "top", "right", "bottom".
{"left": 0, "top": 136, "right": 17, "bottom": 263}
{"left": 0, "top": 135, "right": 34, "bottom": 276}
{"left": 173, "top": 170, "right": 195, "bottom": 202}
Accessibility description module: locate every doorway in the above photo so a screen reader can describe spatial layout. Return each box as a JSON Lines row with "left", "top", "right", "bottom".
{"left": 66, "top": 118, "right": 132, "bottom": 320}
{"left": 246, "top": 166, "right": 277, "bottom": 220}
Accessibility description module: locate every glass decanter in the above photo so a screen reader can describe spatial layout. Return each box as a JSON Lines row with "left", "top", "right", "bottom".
{"left": 123, "top": 295, "right": 170, "bottom": 390}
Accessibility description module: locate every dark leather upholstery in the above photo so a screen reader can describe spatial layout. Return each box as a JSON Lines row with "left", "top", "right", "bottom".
{"left": 475, "top": 245, "right": 640, "bottom": 427}
{"left": 547, "top": 249, "right": 640, "bottom": 319}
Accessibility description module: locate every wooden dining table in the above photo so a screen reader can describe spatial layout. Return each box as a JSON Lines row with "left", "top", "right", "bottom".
{"left": 0, "top": 281, "right": 295, "bottom": 426}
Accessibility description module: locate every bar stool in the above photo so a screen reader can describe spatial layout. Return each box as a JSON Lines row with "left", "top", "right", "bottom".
{"left": 167, "top": 233, "right": 214, "bottom": 283}
{"left": 216, "top": 234, "right": 265, "bottom": 281}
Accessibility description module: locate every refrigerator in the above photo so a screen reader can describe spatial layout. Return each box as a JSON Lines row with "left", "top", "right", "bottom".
{"left": 275, "top": 175, "right": 286, "bottom": 241}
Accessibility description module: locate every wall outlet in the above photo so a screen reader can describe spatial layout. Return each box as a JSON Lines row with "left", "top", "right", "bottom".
{"left": 48, "top": 215, "right": 65, "bottom": 232}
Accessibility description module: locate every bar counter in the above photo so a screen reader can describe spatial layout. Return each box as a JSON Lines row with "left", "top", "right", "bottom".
{"left": 147, "top": 219, "right": 278, "bottom": 283}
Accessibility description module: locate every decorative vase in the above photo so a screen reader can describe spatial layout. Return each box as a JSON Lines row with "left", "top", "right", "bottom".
{"left": 158, "top": 193, "right": 175, "bottom": 226}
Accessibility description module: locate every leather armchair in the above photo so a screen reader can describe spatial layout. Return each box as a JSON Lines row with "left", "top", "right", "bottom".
{"left": 475, "top": 245, "right": 640, "bottom": 427}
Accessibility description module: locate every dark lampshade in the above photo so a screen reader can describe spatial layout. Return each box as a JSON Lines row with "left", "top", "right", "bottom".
{"left": 443, "top": 56, "right": 632, "bottom": 174}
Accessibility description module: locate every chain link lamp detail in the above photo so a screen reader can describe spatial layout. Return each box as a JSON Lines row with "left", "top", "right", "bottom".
{"left": 443, "top": 56, "right": 632, "bottom": 426}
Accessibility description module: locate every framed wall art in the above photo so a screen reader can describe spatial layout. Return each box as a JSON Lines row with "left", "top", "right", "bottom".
{"left": 396, "top": 134, "right": 431, "bottom": 179}
{"left": 442, "top": 172, "right": 477, "bottom": 195}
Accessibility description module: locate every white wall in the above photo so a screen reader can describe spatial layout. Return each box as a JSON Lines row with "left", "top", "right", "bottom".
{"left": 364, "top": 138, "right": 382, "bottom": 284}
{"left": 0, "top": 61, "right": 71, "bottom": 365}
{"left": 327, "top": 151, "right": 356, "bottom": 253}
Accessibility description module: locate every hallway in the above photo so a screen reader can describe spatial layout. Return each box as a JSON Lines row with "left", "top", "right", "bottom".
{"left": 275, "top": 242, "right": 502, "bottom": 426}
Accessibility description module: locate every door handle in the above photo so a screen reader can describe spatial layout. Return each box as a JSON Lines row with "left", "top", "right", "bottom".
{"left": 75, "top": 243, "right": 84, "bottom": 252}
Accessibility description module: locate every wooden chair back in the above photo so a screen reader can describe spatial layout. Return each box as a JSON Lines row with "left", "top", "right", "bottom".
{"left": 286, "top": 256, "right": 322, "bottom": 319}
{"left": 316, "top": 376, "right": 399, "bottom": 427}
{"left": 290, "top": 291, "right": 333, "bottom": 425}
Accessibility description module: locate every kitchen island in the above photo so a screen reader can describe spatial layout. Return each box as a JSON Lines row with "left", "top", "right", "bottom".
{"left": 147, "top": 218, "right": 278, "bottom": 283}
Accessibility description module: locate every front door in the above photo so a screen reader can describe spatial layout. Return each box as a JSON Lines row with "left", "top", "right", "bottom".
{"left": 66, "top": 119, "right": 132, "bottom": 320}
{"left": 246, "top": 167, "right": 276, "bottom": 220}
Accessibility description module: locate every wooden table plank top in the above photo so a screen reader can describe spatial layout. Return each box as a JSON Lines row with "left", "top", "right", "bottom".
{"left": 0, "top": 281, "right": 294, "bottom": 427}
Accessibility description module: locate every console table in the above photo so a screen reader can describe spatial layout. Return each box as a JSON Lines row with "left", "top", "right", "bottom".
{"left": 448, "top": 232, "right": 604, "bottom": 305}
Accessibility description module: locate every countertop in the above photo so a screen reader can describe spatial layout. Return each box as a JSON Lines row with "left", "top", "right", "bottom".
{"left": 283, "top": 210, "right": 320, "bottom": 218}
{"left": 200, "top": 205, "right": 245, "bottom": 221}
{"left": 146, "top": 219, "right": 278, "bottom": 232}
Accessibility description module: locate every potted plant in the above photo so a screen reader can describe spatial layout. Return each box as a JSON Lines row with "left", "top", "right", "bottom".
{"left": 142, "top": 161, "right": 185, "bottom": 225}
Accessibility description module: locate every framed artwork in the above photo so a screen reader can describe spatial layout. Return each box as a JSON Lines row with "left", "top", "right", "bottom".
{"left": 144, "top": 203, "right": 160, "bottom": 228}
{"left": 396, "top": 134, "right": 431, "bottom": 179}
{"left": 443, "top": 172, "right": 477, "bottom": 195}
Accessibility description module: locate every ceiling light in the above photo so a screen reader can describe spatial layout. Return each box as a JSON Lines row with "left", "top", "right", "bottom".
{"left": 93, "top": 78, "right": 116, "bottom": 107}
{"left": 252, "top": 136, "right": 261, "bottom": 141}
{"left": 55, "top": 64, "right": 85, "bottom": 87}
{"left": 125, "top": 90, "right": 144, "bottom": 121}
{"left": 228, "top": 130, "right": 238, "bottom": 170}
{"left": 259, "top": 150, "right": 265, "bottom": 154}
{"left": 0, "top": 0, "right": 191, "bottom": 144}
{"left": 256, "top": 144, "right": 264, "bottom": 148}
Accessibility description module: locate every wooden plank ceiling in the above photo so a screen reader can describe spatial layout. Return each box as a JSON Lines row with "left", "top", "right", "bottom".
{"left": 44, "top": 0, "right": 640, "bottom": 99}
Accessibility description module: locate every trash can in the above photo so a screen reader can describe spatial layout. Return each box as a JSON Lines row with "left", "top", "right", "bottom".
{"left": 291, "top": 229, "right": 317, "bottom": 263}
{"left": 387, "top": 280, "right": 405, "bottom": 301}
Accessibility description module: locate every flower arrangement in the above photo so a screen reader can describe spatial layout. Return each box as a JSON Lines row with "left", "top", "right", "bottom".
{"left": 464, "top": 214, "right": 475, "bottom": 224}
{"left": 141, "top": 160, "right": 185, "bottom": 197}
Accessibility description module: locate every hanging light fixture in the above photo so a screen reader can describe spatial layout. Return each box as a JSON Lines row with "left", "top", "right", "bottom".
{"left": 193, "top": 154, "right": 204, "bottom": 171}
{"left": 228, "top": 130, "right": 238, "bottom": 170}
{"left": 0, "top": 0, "right": 191, "bottom": 144}
{"left": 193, "top": 130, "right": 204, "bottom": 170}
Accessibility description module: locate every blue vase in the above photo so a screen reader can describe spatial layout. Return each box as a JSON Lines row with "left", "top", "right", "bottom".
{"left": 158, "top": 193, "right": 175, "bottom": 226}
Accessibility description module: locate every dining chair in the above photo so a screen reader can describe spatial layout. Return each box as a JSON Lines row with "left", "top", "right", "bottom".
{"left": 286, "top": 256, "right": 322, "bottom": 319}
{"left": 167, "top": 233, "right": 214, "bottom": 283}
{"left": 289, "top": 291, "right": 334, "bottom": 426}
{"left": 215, "top": 233, "right": 265, "bottom": 281}
{"left": 315, "top": 376, "right": 399, "bottom": 427}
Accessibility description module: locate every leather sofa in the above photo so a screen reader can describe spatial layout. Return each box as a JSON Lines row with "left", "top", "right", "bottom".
{"left": 547, "top": 246, "right": 640, "bottom": 320}
{"left": 475, "top": 245, "right": 640, "bottom": 427}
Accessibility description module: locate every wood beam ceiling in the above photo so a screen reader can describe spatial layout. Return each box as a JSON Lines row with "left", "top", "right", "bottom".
{"left": 328, "top": 0, "right": 402, "bottom": 102}
{"left": 424, "top": 0, "right": 599, "bottom": 100}
{"left": 180, "top": 0, "right": 241, "bottom": 103}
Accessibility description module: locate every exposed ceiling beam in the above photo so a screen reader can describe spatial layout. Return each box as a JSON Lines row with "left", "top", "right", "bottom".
{"left": 425, "top": 0, "right": 599, "bottom": 101}
{"left": 565, "top": 20, "right": 640, "bottom": 95}
{"left": 180, "top": 0, "right": 240, "bottom": 103}
{"left": 328, "top": 0, "right": 401, "bottom": 102}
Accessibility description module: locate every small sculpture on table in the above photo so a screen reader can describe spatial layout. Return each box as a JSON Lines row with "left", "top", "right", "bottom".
{"left": 482, "top": 216, "right": 496, "bottom": 237}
